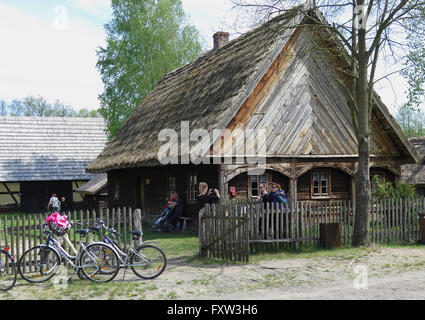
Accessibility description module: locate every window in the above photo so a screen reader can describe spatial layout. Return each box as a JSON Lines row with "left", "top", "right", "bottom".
{"left": 312, "top": 170, "right": 329, "bottom": 197}
{"left": 168, "top": 176, "right": 176, "bottom": 195}
{"left": 250, "top": 174, "right": 269, "bottom": 197}
{"left": 188, "top": 175, "right": 198, "bottom": 201}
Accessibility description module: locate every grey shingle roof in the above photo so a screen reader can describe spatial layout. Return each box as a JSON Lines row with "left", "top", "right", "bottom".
{"left": 402, "top": 137, "right": 425, "bottom": 185}
{"left": 76, "top": 173, "right": 107, "bottom": 194}
{"left": 0, "top": 116, "right": 107, "bottom": 182}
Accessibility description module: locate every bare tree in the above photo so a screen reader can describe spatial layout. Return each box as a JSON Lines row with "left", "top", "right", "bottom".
{"left": 230, "top": 0, "right": 425, "bottom": 246}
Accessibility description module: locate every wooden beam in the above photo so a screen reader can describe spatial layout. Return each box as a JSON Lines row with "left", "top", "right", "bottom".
{"left": 289, "top": 178, "right": 297, "bottom": 202}
{"left": 2, "top": 183, "right": 18, "bottom": 206}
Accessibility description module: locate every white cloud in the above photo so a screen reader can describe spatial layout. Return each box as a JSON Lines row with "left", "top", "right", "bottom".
{"left": 182, "top": 0, "right": 234, "bottom": 50}
{"left": 0, "top": 3, "right": 106, "bottom": 110}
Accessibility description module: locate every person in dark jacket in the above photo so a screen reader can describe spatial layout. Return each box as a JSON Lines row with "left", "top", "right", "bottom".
{"left": 260, "top": 183, "right": 273, "bottom": 208}
{"left": 60, "top": 197, "right": 68, "bottom": 214}
{"left": 197, "top": 182, "right": 220, "bottom": 212}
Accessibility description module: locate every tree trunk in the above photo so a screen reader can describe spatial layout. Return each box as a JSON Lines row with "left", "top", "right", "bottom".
{"left": 352, "top": 17, "right": 371, "bottom": 247}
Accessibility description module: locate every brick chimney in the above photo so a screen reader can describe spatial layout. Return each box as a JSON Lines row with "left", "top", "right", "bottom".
{"left": 213, "top": 32, "right": 229, "bottom": 50}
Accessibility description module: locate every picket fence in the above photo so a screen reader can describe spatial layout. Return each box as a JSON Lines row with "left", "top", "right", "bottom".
{"left": 199, "top": 198, "right": 425, "bottom": 262}
{"left": 0, "top": 207, "right": 142, "bottom": 261}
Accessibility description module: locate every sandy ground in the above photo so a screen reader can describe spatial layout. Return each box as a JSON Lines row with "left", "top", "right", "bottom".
{"left": 3, "top": 245, "right": 425, "bottom": 300}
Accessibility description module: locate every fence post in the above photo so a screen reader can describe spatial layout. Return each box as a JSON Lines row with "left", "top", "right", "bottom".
{"left": 198, "top": 205, "right": 205, "bottom": 257}
{"left": 123, "top": 207, "right": 127, "bottom": 251}
{"left": 133, "top": 209, "right": 142, "bottom": 247}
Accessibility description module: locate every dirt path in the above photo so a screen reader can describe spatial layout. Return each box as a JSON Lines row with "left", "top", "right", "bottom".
{"left": 3, "top": 246, "right": 425, "bottom": 300}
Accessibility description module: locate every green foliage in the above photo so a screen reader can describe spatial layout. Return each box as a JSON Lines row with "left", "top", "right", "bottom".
{"left": 3, "top": 95, "right": 100, "bottom": 118}
{"left": 97, "top": 0, "right": 202, "bottom": 139}
{"left": 372, "top": 175, "right": 417, "bottom": 200}
{"left": 372, "top": 175, "right": 395, "bottom": 200}
{"left": 402, "top": 9, "right": 425, "bottom": 109}
{"left": 395, "top": 104, "right": 425, "bottom": 138}
{"left": 395, "top": 181, "right": 417, "bottom": 200}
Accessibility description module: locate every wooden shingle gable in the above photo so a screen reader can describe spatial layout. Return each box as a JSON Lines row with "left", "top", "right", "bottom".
{"left": 209, "top": 27, "right": 409, "bottom": 160}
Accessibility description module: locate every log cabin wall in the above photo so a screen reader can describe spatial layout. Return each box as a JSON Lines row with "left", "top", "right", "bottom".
{"left": 227, "top": 170, "right": 290, "bottom": 199}
{"left": 108, "top": 165, "right": 220, "bottom": 220}
{"left": 297, "top": 167, "right": 351, "bottom": 201}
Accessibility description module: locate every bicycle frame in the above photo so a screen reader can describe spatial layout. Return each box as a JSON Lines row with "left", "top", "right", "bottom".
{"left": 96, "top": 229, "right": 160, "bottom": 268}
{"left": 43, "top": 232, "right": 116, "bottom": 275}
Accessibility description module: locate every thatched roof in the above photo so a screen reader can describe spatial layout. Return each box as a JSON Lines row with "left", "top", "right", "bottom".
{"left": 402, "top": 137, "right": 425, "bottom": 185}
{"left": 0, "top": 116, "right": 107, "bottom": 182}
{"left": 87, "top": 6, "right": 305, "bottom": 173}
{"left": 87, "top": 4, "right": 419, "bottom": 173}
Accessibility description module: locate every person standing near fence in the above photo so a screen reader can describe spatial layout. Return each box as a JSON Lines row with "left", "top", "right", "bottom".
{"left": 47, "top": 193, "right": 60, "bottom": 213}
{"left": 260, "top": 183, "right": 273, "bottom": 209}
{"left": 197, "top": 182, "right": 220, "bottom": 214}
{"left": 272, "top": 183, "right": 287, "bottom": 209}
{"left": 60, "top": 196, "right": 68, "bottom": 214}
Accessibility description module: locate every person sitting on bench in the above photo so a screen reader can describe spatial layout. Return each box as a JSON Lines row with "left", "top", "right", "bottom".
{"left": 165, "top": 192, "right": 185, "bottom": 229}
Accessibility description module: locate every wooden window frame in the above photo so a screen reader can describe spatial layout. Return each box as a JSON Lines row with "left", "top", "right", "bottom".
{"left": 311, "top": 169, "right": 331, "bottom": 199}
{"left": 248, "top": 173, "right": 271, "bottom": 197}
{"left": 187, "top": 173, "right": 198, "bottom": 203}
{"left": 167, "top": 176, "right": 177, "bottom": 197}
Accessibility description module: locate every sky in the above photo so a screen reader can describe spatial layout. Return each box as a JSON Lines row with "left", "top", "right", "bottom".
{"left": 0, "top": 0, "right": 417, "bottom": 115}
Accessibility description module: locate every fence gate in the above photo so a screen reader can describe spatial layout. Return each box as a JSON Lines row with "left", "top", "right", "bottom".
{"left": 199, "top": 203, "right": 250, "bottom": 262}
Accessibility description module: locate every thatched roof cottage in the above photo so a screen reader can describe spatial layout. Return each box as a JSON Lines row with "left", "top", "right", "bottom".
{"left": 87, "top": 5, "right": 419, "bottom": 222}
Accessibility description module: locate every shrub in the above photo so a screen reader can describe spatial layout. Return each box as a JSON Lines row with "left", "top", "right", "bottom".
{"left": 372, "top": 175, "right": 417, "bottom": 200}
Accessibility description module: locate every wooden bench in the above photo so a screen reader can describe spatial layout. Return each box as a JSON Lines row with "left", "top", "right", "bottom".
{"left": 178, "top": 217, "right": 193, "bottom": 232}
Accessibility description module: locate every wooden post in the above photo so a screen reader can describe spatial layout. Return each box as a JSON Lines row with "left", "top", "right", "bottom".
{"left": 289, "top": 178, "right": 297, "bottom": 203}
{"left": 15, "top": 216, "right": 19, "bottom": 261}
{"left": 123, "top": 207, "right": 128, "bottom": 251}
{"left": 198, "top": 205, "right": 205, "bottom": 257}
{"left": 129, "top": 207, "right": 133, "bottom": 249}
{"left": 219, "top": 165, "right": 229, "bottom": 201}
{"left": 133, "top": 209, "right": 142, "bottom": 247}
{"left": 351, "top": 177, "right": 356, "bottom": 214}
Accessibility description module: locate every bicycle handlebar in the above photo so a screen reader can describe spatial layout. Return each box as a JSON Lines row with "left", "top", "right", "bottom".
{"left": 95, "top": 219, "right": 123, "bottom": 238}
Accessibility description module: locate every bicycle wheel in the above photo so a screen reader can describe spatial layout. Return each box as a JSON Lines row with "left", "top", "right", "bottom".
{"left": 130, "top": 244, "right": 167, "bottom": 279}
{"left": 18, "top": 246, "right": 60, "bottom": 283}
{"left": 0, "top": 250, "right": 17, "bottom": 292}
{"left": 80, "top": 243, "right": 119, "bottom": 283}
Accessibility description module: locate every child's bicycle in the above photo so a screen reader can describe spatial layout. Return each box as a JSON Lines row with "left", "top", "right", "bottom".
{"left": 18, "top": 221, "right": 121, "bottom": 284}
{"left": 0, "top": 246, "right": 17, "bottom": 292}
{"left": 86, "top": 219, "right": 166, "bottom": 280}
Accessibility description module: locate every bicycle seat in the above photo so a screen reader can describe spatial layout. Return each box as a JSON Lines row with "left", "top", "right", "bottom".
{"left": 75, "top": 229, "right": 90, "bottom": 237}
{"left": 130, "top": 230, "right": 143, "bottom": 237}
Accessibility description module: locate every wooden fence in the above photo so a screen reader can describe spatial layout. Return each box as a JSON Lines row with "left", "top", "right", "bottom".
{"left": 199, "top": 198, "right": 425, "bottom": 262}
{"left": 0, "top": 207, "right": 142, "bottom": 261}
